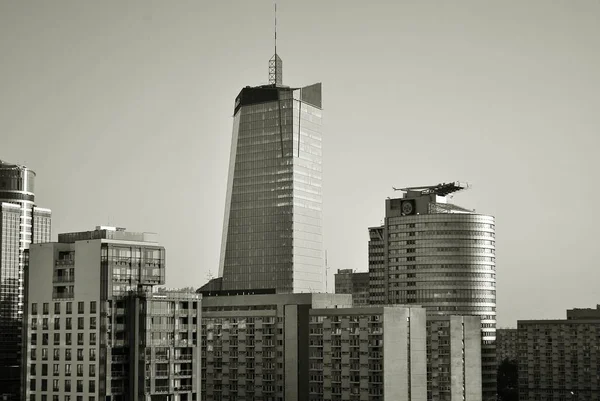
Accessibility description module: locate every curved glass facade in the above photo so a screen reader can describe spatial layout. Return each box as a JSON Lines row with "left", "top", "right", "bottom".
{"left": 0, "top": 161, "right": 51, "bottom": 398}
{"left": 369, "top": 205, "right": 497, "bottom": 400}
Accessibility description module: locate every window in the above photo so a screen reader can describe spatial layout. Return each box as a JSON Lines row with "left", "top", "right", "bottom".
{"left": 42, "top": 364, "right": 48, "bottom": 376}
{"left": 90, "top": 317, "right": 96, "bottom": 330}
{"left": 43, "top": 303, "right": 49, "bottom": 315}
{"left": 89, "top": 349, "right": 96, "bottom": 361}
{"left": 66, "top": 333, "right": 72, "bottom": 345}
{"left": 43, "top": 318, "right": 49, "bottom": 330}
{"left": 41, "top": 379, "right": 47, "bottom": 391}
{"left": 53, "top": 364, "right": 60, "bottom": 375}
{"left": 31, "top": 317, "right": 37, "bottom": 329}
{"left": 66, "top": 302, "right": 72, "bottom": 314}
{"left": 54, "top": 317, "right": 60, "bottom": 330}
{"left": 89, "top": 364, "right": 95, "bottom": 377}
{"left": 77, "top": 333, "right": 84, "bottom": 345}
{"left": 30, "top": 378, "right": 36, "bottom": 391}
{"left": 65, "top": 363, "right": 71, "bottom": 376}
{"left": 41, "top": 348, "right": 48, "bottom": 360}
{"left": 89, "top": 380, "right": 95, "bottom": 392}
{"left": 77, "top": 380, "right": 83, "bottom": 392}
{"left": 42, "top": 333, "right": 48, "bottom": 345}
{"left": 54, "top": 303, "right": 61, "bottom": 314}
{"left": 89, "top": 333, "right": 96, "bottom": 345}
{"left": 30, "top": 364, "right": 36, "bottom": 376}
{"left": 66, "top": 317, "right": 72, "bottom": 330}
{"left": 32, "top": 303, "right": 38, "bottom": 314}
{"left": 77, "top": 364, "right": 83, "bottom": 376}
{"left": 65, "top": 349, "right": 71, "bottom": 361}
{"left": 31, "top": 349, "right": 37, "bottom": 360}
{"left": 78, "top": 317, "right": 84, "bottom": 330}
{"left": 90, "top": 301, "right": 97, "bottom": 314}
{"left": 54, "top": 333, "right": 60, "bottom": 345}
{"left": 78, "top": 302, "right": 84, "bottom": 314}
{"left": 53, "top": 379, "right": 59, "bottom": 391}
{"left": 77, "top": 349, "right": 84, "bottom": 361}
{"left": 31, "top": 333, "right": 37, "bottom": 346}
{"left": 53, "top": 349, "right": 60, "bottom": 360}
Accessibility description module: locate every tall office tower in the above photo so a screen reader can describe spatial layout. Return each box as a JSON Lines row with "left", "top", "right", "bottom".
{"left": 201, "top": 293, "right": 430, "bottom": 401}
{"left": 0, "top": 159, "right": 51, "bottom": 400}
{"left": 217, "top": 49, "right": 324, "bottom": 294}
{"left": 518, "top": 305, "right": 600, "bottom": 401}
{"left": 496, "top": 328, "right": 518, "bottom": 364}
{"left": 23, "top": 226, "right": 202, "bottom": 401}
{"left": 368, "top": 182, "right": 496, "bottom": 400}
{"left": 333, "top": 269, "right": 370, "bottom": 306}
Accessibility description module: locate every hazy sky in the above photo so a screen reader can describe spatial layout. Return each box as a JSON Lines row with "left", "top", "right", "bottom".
{"left": 1, "top": 1, "right": 598, "bottom": 327}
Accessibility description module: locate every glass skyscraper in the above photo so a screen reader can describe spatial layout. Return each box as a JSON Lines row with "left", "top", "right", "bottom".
{"left": 0, "top": 159, "right": 51, "bottom": 399}
{"left": 217, "top": 53, "right": 324, "bottom": 294}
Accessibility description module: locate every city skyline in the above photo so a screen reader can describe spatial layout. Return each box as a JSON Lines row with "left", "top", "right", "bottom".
{"left": 1, "top": 0, "right": 599, "bottom": 328}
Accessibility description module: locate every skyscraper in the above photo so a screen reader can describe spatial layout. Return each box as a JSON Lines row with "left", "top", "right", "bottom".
{"left": 217, "top": 51, "right": 324, "bottom": 294}
{"left": 368, "top": 182, "right": 496, "bottom": 400}
{"left": 0, "top": 159, "right": 51, "bottom": 399}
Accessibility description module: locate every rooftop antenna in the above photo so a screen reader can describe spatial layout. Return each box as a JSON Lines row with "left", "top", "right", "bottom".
{"left": 268, "top": 2, "right": 282, "bottom": 85}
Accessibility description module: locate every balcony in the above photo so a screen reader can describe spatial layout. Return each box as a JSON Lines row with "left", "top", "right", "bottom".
{"left": 175, "top": 355, "right": 193, "bottom": 361}
{"left": 55, "top": 259, "right": 74, "bottom": 266}
{"left": 53, "top": 275, "right": 75, "bottom": 283}
{"left": 175, "top": 385, "right": 192, "bottom": 392}
{"left": 175, "top": 370, "right": 192, "bottom": 377}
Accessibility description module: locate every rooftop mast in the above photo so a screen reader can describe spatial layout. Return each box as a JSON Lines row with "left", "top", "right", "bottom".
{"left": 268, "top": 2, "right": 283, "bottom": 85}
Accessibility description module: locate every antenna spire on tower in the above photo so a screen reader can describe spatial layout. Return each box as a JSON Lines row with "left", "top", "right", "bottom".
{"left": 268, "top": 1, "right": 283, "bottom": 85}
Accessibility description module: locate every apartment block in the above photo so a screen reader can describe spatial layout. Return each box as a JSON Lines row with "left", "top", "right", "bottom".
{"left": 200, "top": 293, "right": 427, "bottom": 401}
{"left": 23, "top": 226, "right": 201, "bottom": 401}
{"left": 427, "top": 316, "right": 482, "bottom": 401}
{"left": 518, "top": 306, "right": 600, "bottom": 401}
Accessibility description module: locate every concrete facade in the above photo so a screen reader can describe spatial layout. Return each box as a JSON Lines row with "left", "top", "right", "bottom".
{"left": 200, "top": 293, "right": 428, "bottom": 401}
{"left": 428, "top": 315, "right": 482, "bottom": 401}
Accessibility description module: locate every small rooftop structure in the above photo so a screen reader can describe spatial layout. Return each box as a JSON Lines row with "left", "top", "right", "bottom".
{"left": 393, "top": 182, "right": 471, "bottom": 197}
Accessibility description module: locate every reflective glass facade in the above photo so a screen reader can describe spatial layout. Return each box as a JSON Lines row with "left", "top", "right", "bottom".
{"left": 219, "top": 84, "right": 324, "bottom": 294}
{"left": 0, "top": 160, "right": 51, "bottom": 399}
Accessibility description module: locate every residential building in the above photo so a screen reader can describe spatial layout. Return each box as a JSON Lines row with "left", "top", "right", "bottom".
{"left": 0, "top": 159, "right": 51, "bottom": 399}
{"left": 496, "top": 328, "right": 518, "bottom": 364}
{"left": 368, "top": 182, "right": 496, "bottom": 400}
{"left": 518, "top": 306, "right": 600, "bottom": 401}
{"left": 217, "top": 49, "right": 325, "bottom": 294}
{"left": 427, "top": 316, "right": 482, "bottom": 401}
{"left": 333, "top": 269, "right": 370, "bottom": 306}
{"left": 200, "top": 293, "right": 428, "bottom": 401}
{"left": 23, "top": 226, "right": 201, "bottom": 401}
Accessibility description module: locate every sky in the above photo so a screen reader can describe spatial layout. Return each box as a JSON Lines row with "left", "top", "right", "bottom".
{"left": 1, "top": 1, "right": 598, "bottom": 327}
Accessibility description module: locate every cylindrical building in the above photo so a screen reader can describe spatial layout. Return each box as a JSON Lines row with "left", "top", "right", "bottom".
{"left": 0, "top": 159, "right": 51, "bottom": 399}
{"left": 369, "top": 182, "right": 496, "bottom": 401}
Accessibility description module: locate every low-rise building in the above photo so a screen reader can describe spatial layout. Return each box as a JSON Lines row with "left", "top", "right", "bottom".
{"left": 333, "top": 269, "right": 370, "bottom": 306}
